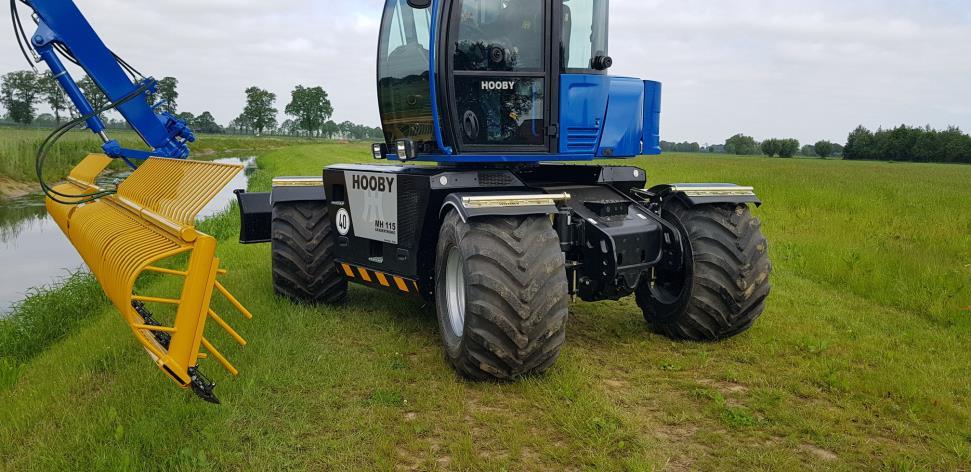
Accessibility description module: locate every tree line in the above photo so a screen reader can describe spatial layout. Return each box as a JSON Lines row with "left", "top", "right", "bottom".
{"left": 659, "top": 137, "right": 842, "bottom": 159}
{"left": 716, "top": 134, "right": 843, "bottom": 159}
{"left": 660, "top": 141, "right": 701, "bottom": 153}
{"left": 0, "top": 70, "right": 381, "bottom": 140}
{"left": 844, "top": 125, "right": 971, "bottom": 164}
{"left": 669, "top": 124, "right": 971, "bottom": 164}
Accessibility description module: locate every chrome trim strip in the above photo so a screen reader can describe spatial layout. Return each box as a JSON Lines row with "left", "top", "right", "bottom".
{"left": 461, "top": 193, "right": 571, "bottom": 209}
{"left": 272, "top": 176, "right": 324, "bottom": 188}
{"left": 670, "top": 186, "right": 756, "bottom": 197}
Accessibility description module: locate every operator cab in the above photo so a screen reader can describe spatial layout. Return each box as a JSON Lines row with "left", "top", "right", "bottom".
{"left": 376, "top": 0, "right": 658, "bottom": 163}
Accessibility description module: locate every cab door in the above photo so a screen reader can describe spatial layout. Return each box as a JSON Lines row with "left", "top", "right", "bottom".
{"left": 445, "top": 0, "right": 556, "bottom": 154}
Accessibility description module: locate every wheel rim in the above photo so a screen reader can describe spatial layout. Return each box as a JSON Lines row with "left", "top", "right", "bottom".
{"left": 650, "top": 213, "right": 693, "bottom": 310}
{"left": 650, "top": 266, "right": 688, "bottom": 305}
{"left": 444, "top": 246, "right": 466, "bottom": 338}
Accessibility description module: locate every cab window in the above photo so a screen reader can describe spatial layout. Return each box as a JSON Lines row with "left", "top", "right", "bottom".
{"left": 562, "top": 0, "right": 608, "bottom": 71}
{"left": 454, "top": 77, "right": 545, "bottom": 146}
{"left": 378, "top": 0, "right": 434, "bottom": 144}
{"left": 453, "top": 0, "right": 545, "bottom": 72}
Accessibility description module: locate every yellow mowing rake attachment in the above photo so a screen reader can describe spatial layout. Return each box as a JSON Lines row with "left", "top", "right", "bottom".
{"left": 46, "top": 154, "right": 253, "bottom": 403}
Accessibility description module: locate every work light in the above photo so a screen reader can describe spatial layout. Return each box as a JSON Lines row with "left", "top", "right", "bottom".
{"left": 395, "top": 139, "right": 416, "bottom": 160}
{"left": 372, "top": 143, "right": 387, "bottom": 160}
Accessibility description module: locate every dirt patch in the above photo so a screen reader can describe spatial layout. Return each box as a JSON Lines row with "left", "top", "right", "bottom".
{"left": 395, "top": 437, "right": 453, "bottom": 471}
{"left": 654, "top": 423, "right": 703, "bottom": 471}
{"left": 603, "top": 378, "right": 631, "bottom": 390}
{"left": 0, "top": 177, "right": 36, "bottom": 199}
{"left": 800, "top": 444, "right": 838, "bottom": 461}
{"left": 698, "top": 378, "right": 749, "bottom": 395}
{"left": 716, "top": 381, "right": 749, "bottom": 394}
{"left": 393, "top": 447, "right": 422, "bottom": 471}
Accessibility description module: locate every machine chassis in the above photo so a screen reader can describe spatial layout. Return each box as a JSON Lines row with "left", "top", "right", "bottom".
{"left": 241, "top": 162, "right": 692, "bottom": 303}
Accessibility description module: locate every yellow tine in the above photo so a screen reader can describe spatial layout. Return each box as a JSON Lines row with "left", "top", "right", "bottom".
{"left": 132, "top": 295, "right": 181, "bottom": 306}
{"left": 144, "top": 266, "right": 188, "bottom": 277}
{"left": 125, "top": 306, "right": 169, "bottom": 364}
{"left": 208, "top": 309, "right": 247, "bottom": 346}
{"left": 201, "top": 338, "right": 239, "bottom": 377}
{"left": 117, "top": 159, "right": 242, "bottom": 226}
{"left": 214, "top": 281, "right": 253, "bottom": 320}
{"left": 132, "top": 324, "right": 177, "bottom": 333}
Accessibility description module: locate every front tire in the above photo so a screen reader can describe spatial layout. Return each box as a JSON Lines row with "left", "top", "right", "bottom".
{"left": 435, "top": 211, "right": 569, "bottom": 380}
{"left": 271, "top": 201, "right": 347, "bottom": 305}
{"left": 636, "top": 200, "right": 772, "bottom": 341}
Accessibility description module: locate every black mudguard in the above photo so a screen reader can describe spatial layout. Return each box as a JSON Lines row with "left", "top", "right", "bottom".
{"left": 235, "top": 182, "right": 328, "bottom": 244}
{"left": 235, "top": 190, "right": 271, "bottom": 244}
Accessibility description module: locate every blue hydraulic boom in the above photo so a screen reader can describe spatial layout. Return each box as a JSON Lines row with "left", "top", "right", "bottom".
{"left": 13, "top": 0, "right": 195, "bottom": 164}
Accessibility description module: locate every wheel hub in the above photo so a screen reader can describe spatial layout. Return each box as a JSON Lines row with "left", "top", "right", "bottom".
{"left": 444, "top": 246, "right": 466, "bottom": 338}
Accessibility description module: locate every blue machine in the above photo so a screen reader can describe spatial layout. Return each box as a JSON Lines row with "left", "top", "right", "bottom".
{"left": 374, "top": 0, "right": 661, "bottom": 163}
{"left": 237, "top": 0, "right": 770, "bottom": 384}
{"left": 14, "top": 0, "right": 195, "bottom": 165}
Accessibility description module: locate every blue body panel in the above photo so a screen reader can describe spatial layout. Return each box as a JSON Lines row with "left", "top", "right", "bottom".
{"left": 597, "top": 77, "right": 645, "bottom": 158}
{"left": 24, "top": 0, "right": 194, "bottom": 161}
{"left": 643, "top": 81, "right": 662, "bottom": 155}
{"left": 559, "top": 74, "right": 609, "bottom": 154}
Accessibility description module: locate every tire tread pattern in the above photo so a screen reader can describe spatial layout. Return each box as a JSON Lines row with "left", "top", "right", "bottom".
{"left": 272, "top": 202, "right": 347, "bottom": 305}
{"left": 440, "top": 213, "right": 569, "bottom": 380}
{"left": 638, "top": 202, "right": 772, "bottom": 341}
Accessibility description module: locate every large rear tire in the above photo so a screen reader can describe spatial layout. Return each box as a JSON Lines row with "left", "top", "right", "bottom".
{"left": 435, "top": 211, "right": 569, "bottom": 380}
{"left": 271, "top": 201, "right": 347, "bottom": 305}
{"left": 636, "top": 200, "right": 771, "bottom": 341}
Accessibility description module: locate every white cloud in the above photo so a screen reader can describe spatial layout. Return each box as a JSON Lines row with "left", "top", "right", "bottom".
{"left": 4, "top": 0, "right": 969, "bottom": 145}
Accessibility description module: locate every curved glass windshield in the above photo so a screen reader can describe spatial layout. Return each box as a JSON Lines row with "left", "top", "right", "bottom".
{"left": 562, "top": 0, "right": 609, "bottom": 71}
{"left": 377, "top": 0, "right": 434, "bottom": 145}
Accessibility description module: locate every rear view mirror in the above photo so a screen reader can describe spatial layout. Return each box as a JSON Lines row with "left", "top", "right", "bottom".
{"left": 407, "top": 0, "right": 432, "bottom": 8}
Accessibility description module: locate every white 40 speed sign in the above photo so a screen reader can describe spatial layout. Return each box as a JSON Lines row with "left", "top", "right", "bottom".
{"left": 336, "top": 208, "right": 351, "bottom": 236}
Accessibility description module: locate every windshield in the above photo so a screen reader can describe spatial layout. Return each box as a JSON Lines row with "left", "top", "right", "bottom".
{"left": 377, "top": 0, "right": 434, "bottom": 144}
{"left": 562, "top": 0, "right": 609, "bottom": 71}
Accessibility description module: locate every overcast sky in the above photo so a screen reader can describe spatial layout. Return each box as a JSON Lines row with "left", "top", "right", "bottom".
{"left": 5, "top": 0, "right": 970, "bottom": 145}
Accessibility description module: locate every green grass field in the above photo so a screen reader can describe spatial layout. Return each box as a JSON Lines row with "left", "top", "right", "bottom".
{"left": 0, "top": 144, "right": 968, "bottom": 470}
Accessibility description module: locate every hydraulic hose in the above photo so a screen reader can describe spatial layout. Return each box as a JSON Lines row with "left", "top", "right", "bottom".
{"left": 36, "top": 81, "right": 153, "bottom": 205}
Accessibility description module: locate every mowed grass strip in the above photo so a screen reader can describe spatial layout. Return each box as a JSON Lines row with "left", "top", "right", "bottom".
{"left": 0, "top": 145, "right": 967, "bottom": 470}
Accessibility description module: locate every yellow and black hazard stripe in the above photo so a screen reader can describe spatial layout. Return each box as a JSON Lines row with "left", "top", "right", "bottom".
{"left": 337, "top": 262, "right": 422, "bottom": 295}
